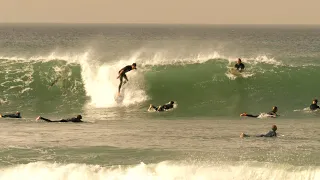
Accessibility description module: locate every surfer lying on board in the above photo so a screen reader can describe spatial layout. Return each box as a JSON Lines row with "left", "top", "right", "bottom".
{"left": 117, "top": 63, "right": 137, "bottom": 96}
{"left": 0, "top": 111, "right": 21, "bottom": 118}
{"left": 36, "top": 115, "right": 83, "bottom": 123}
{"left": 234, "top": 58, "right": 245, "bottom": 72}
{"left": 240, "top": 106, "right": 279, "bottom": 118}
{"left": 240, "top": 125, "right": 277, "bottom": 138}
{"left": 149, "top": 101, "right": 175, "bottom": 112}
{"left": 310, "top": 99, "right": 319, "bottom": 111}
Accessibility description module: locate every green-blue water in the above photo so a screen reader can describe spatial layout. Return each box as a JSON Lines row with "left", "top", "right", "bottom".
{"left": 0, "top": 24, "right": 319, "bottom": 179}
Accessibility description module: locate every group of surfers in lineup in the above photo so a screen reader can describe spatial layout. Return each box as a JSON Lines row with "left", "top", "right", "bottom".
{"left": 1, "top": 58, "right": 320, "bottom": 137}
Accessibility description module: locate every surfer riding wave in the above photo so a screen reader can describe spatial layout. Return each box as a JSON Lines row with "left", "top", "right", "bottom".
{"left": 117, "top": 63, "right": 137, "bottom": 96}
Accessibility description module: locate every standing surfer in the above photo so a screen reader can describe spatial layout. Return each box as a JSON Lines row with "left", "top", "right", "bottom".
{"left": 117, "top": 63, "right": 137, "bottom": 96}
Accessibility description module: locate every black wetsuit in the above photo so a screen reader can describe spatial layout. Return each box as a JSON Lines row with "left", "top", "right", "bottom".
{"left": 151, "top": 103, "right": 174, "bottom": 112}
{"left": 243, "top": 130, "right": 277, "bottom": 137}
{"left": 244, "top": 114, "right": 259, "bottom": 118}
{"left": 267, "top": 111, "right": 277, "bottom": 116}
{"left": 310, "top": 104, "right": 319, "bottom": 111}
{"left": 256, "top": 130, "right": 277, "bottom": 137}
{"left": 244, "top": 111, "right": 277, "bottom": 118}
{"left": 1, "top": 113, "right": 21, "bottom": 118}
{"left": 39, "top": 117, "right": 83, "bottom": 123}
{"left": 235, "top": 63, "right": 245, "bottom": 71}
{"left": 118, "top": 65, "right": 133, "bottom": 92}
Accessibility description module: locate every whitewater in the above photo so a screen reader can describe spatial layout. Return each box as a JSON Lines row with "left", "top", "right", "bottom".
{"left": 1, "top": 161, "right": 319, "bottom": 180}
{"left": 0, "top": 24, "right": 320, "bottom": 180}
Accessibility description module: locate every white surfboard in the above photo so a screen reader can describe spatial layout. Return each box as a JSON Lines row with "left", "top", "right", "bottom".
{"left": 114, "top": 88, "right": 126, "bottom": 103}
{"left": 228, "top": 67, "right": 243, "bottom": 76}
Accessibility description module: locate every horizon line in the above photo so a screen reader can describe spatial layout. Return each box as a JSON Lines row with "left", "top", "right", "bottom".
{"left": 0, "top": 22, "right": 320, "bottom": 26}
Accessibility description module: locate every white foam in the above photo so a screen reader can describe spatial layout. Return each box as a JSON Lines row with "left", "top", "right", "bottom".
{"left": 36, "top": 50, "right": 224, "bottom": 108}
{"left": 0, "top": 98, "right": 8, "bottom": 104}
{"left": 0, "top": 60, "right": 34, "bottom": 96}
{"left": 294, "top": 107, "right": 320, "bottom": 113}
{"left": 78, "top": 53, "right": 148, "bottom": 108}
{"left": 257, "top": 113, "right": 277, "bottom": 119}
{"left": 0, "top": 161, "right": 318, "bottom": 180}
{"left": 249, "top": 55, "right": 282, "bottom": 66}
{"left": 225, "top": 71, "right": 254, "bottom": 80}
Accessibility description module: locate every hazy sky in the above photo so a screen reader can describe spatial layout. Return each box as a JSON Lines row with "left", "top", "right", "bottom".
{"left": 1, "top": 0, "right": 319, "bottom": 24}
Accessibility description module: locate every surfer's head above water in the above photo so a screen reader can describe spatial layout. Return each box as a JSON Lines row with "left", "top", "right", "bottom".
{"left": 272, "top": 125, "right": 277, "bottom": 131}
{"left": 169, "top": 101, "right": 174, "bottom": 105}
{"left": 312, "top": 99, "right": 318, "bottom": 104}
{"left": 132, "top": 63, "right": 137, "bottom": 69}
{"left": 234, "top": 58, "right": 245, "bottom": 71}
{"left": 272, "top": 106, "right": 278, "bottom": 113}
{"left": 76, "top": 115, "right": 82, "bottom": 119}
{"left": 309, "top": 99, "right": 320, "bottom": 111}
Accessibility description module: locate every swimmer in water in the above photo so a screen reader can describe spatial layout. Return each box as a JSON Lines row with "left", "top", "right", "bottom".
{"left": 309, "top": 99, "right": 319, "bottom": 111}
{"left": 240, "top": 125, "right": 278, "bottom": 138}
{"left": 0, "top": 111, "right": 21, "bottom": 118}
{"left": 240, "top": 106, "right": 279, "bottom": 118}
{"left": 234, "top": 58, "right": 245, "bottom": 72}
{"left": 36, "top": 115, "right": 83, "bottom": 123}
{"left": 148, "top": 101, "right": 175, "bottom": 112}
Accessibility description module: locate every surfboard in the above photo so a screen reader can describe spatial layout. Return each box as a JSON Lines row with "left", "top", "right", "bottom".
{"left": 115, "top": 81, "right": 128, "bottom": 103}
{"left": 114, "top": 93, "right": 124, "bottom": 103}
{"left": 257, "top": 113, "right": 277, "bottom": 119}
{"left": 228, "top": 67, "right": 243, "bottom": 76}
{"left": 148, "top": 107, "right": 156, "bottom": 112}
{"left": 114, "top": 88, "right": 125, "bottom": 103}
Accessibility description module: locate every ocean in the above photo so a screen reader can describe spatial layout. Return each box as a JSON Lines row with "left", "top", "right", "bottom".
{"left": 0, "top": 24, "right": 319, "bottom": 179}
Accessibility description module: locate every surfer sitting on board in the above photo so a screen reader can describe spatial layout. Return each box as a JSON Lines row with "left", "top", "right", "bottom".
{"left": 240, "top": 106, "right": 278, "bottom": 118}
{"left": 117, "top": 63, "right": 137, "bottom": 96}
{"left": 149, "top": 101, "right": 175, "bottom": 112}
{"left": 234, "top": 58, "right": 245, "bottom": 72}
{"left": 0, "top": 111, "right": 21, "bottom": 118}
{"left": 36, "top": 115, "right": 83, "bottom": 123}
{"left": 240, "top": 125, "right": 277, "bottom": 138}
{"left": 310, "top": 99, "right": 319, "bottom": 111}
